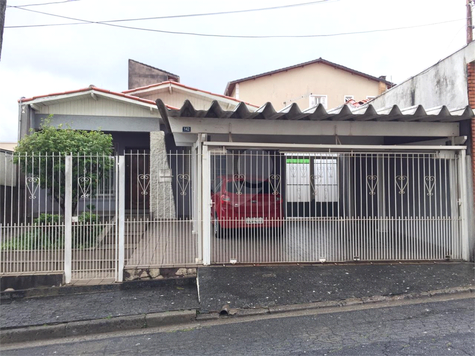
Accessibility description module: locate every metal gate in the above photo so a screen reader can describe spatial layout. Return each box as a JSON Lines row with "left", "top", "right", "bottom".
{"left": 204, "top": 144, "right": 468, "bottom": 264}
{"left": 123, "top": 150, "right": 199, "bottom": 276}
{"left": 0, "top": 153, "right": 120, "bottom": 283}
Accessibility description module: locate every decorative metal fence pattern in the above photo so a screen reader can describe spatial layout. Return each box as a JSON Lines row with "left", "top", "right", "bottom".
{"left": 0, "top": 153, "right": 118, "bottom": 281}
{"left": 123, "top": 150, "right": 199, "bottom": 271}
{"left": 1, "top": 153, "right": 66, "bottom": 275}
{"left": 0, "top": 146, "right": 468, "bottom": 282}
{"left": 208, "top": 149, "right": 463, "bottom": 264}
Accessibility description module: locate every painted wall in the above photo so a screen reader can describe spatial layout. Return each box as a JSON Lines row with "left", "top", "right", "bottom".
{"left": 20, "top": 95, "right": 162, "bottom": 145}
{"left": 0, "top": 151, "right": 16, "bottom": 187}
{"left": 231, "top": 62, "right": 386, "bottom": 110}
{"left": 33, "top": 114, "right": 161, "bottom": 133}
{"left": 33, "top": 95, "right": 159, "bottom": 118}
{"left": 370, "top": 42, "right": 475, "bottom": 111}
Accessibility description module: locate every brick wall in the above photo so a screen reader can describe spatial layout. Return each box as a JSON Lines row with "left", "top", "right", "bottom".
{"left": 468, "top": 61, "right": 475, "bottom": 205}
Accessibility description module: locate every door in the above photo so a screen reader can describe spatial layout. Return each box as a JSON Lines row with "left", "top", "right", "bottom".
{"left": 125, "top": 150, "right": 150, "bottom": 211}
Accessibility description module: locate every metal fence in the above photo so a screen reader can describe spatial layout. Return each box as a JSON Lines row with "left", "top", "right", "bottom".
{"left": 208, "top": 149, "right": 464, "bottom": 264}
{"left": 123, "top": 150, "right": 198, "bottom": 271}
{"left": 0, "top": 146, "right": 469, "bottom": 283}
{"left": 0, "top": 153, "right": 119, "bottom": 281}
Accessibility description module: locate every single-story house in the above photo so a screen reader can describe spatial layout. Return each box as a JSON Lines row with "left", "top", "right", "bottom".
{"left": 3, "top": 55, "right": 474, "bottom": 284}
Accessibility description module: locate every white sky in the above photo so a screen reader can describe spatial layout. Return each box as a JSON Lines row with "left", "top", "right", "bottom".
{"left": 0, "top": 0, "right": 469, "bottom": 142}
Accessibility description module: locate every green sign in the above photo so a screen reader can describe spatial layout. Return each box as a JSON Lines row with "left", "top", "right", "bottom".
{"left": 286, "top": 158, "right": 310, "bottom": 164}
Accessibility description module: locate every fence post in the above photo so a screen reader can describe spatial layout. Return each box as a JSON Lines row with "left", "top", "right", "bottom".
{"left": 117, "top": 156, "right": 125, "bottom": 282}
{"left": 202, "top": 144, "right": 211, "bottom": 265}
{"left": 458, "top": 149, "right": 469, "bottom": 261}
{"left": 196, "top": 135, "right": 203, "bottom": 264}
{"left": 64, "top": 155, "right": 72, "bottom": 284}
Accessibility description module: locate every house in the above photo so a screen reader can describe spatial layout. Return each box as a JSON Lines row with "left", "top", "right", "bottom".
{"left": 3, "top": 56, "right": 474, "bottom": 285}
{"left": 18, "top": 86, "right": 166, "bottom": 155}
{"left": 15, "top": 81, "right": 257, "bottom": 214}
{"left": 18, "top": 83, "right": 258, "bottom": 154}
{"left": 224, "top": 58, "right": 393, "bottom": 110}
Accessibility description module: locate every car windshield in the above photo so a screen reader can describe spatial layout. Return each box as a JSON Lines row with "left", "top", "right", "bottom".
{"left": 225, "top": 180, "right": 273, "bottom": 195}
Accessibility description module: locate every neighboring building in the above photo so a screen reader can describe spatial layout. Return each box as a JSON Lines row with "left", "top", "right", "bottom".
{"left": 128, "top": 59, "right": 180, "bottom": 90}
{"left": 0, "top": 144, "right": 17, "bottom": 224}
{"left": 366, "top": 41, "right": 475, "bottom": 112}
{"left": 224, "top": 58, "right": 393, "bottom": 110}
{"left": 0, "top": 142, "right": 16, "bottom": 151}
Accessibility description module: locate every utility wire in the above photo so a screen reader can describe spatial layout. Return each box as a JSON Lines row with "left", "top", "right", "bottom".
{"left": 5, "top": 4, "right": 465, "bottom": 39}
{"left": 104, "top": 18, "right": 465, "bottom": 38}
{"left": 9, "top": 0, "right": 81, "bottom": 8}
{"left": 6, "top": 0, "right": 336, "bottom": 27}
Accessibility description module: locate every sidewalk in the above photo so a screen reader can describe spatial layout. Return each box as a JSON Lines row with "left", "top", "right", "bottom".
{"left": 1, "top": 262, "right": 474, "bottom": 344}
{"left": 197, "top": 262, "right": 475, "bottom": 312}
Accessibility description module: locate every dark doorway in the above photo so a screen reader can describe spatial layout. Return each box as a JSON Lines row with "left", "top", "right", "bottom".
{"left": 125, "top": 149, "right": 150, "bottom": 212}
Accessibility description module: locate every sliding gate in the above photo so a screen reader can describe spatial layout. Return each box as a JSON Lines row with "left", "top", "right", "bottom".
{"left": 205, "top": 145, "right": 468, "bottom": 264}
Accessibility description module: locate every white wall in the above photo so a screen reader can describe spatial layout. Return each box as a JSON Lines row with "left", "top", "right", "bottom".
{"left": 370, "top": 42, "right": 475, "bottom": 111}
{"left": 0, "top": 151, "right": 16, "bottom": 187}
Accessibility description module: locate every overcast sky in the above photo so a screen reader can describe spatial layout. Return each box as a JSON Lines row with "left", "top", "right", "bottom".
{"left": 0, "top": 0, "right": 469, "bottom": 142}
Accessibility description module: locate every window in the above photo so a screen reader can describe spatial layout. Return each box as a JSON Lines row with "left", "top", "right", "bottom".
{"left": 285, "top": 153, "right": 339, "bottom": 203}
{"left": 344, "top": 95, "right": 354, "bottom": 103}
{"left": 313, "top": 157, "right": 338, "bottom": 202}
{"left": 309, "top": 95, "right": 327, "bottom": 109}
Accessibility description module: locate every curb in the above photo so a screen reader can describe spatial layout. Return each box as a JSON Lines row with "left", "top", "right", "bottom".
{"left": 268, "top": 285, "right": 475, "bottom": 315}
{"left": 0, "top": 277, "right": 196, "bottom": 302}
{"left": 2, "top": 286, "right": 473, "bottom": 345}
{"left": 0, "top": 310, "right": 197, "bottom": 345}
{"left": 197, "top": 285, "right": 475, "bottom": 320}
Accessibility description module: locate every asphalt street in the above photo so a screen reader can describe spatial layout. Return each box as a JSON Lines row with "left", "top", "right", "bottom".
{"left": 3, "top": 295, "right": 474, "bottom": 356}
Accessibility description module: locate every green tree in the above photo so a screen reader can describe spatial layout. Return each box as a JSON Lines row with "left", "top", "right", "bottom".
{"left": 14, "top": 117, "right": 113, "bottom": 215}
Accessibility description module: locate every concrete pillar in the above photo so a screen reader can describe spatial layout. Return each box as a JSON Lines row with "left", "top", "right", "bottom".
{"left": 150, "top": 131, "right": 175, "bottom": 219}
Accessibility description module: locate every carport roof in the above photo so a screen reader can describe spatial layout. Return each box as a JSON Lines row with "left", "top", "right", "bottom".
{"left": 157, "top": 99, "right": 473, "bottom": 123}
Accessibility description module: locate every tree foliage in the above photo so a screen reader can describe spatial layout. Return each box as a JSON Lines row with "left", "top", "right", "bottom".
{"left": 14, "top": 117, "right": 114, "bottom": 214}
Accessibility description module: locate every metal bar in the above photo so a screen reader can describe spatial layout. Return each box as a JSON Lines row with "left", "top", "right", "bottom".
{"left": 202, "top": 145, "right": 211, "bottom": 265}
{"left": 196, "top": 136, "right": 203, "bottom": 264}
{"left": 204, "top": 142, "right": 466, "bottom": 151}
{"left": 458, "top": 150, "right": 470, "bottom": 261}
{"left": 64, "top": 155, "right": 72, "bottom": 284}
{"left": 117, "top": 156, "right": 125, "bottom": 282}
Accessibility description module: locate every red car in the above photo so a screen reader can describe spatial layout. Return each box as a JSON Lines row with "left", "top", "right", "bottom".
{"left": 211, "top": 175, "right": 284, "bottom": 234}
